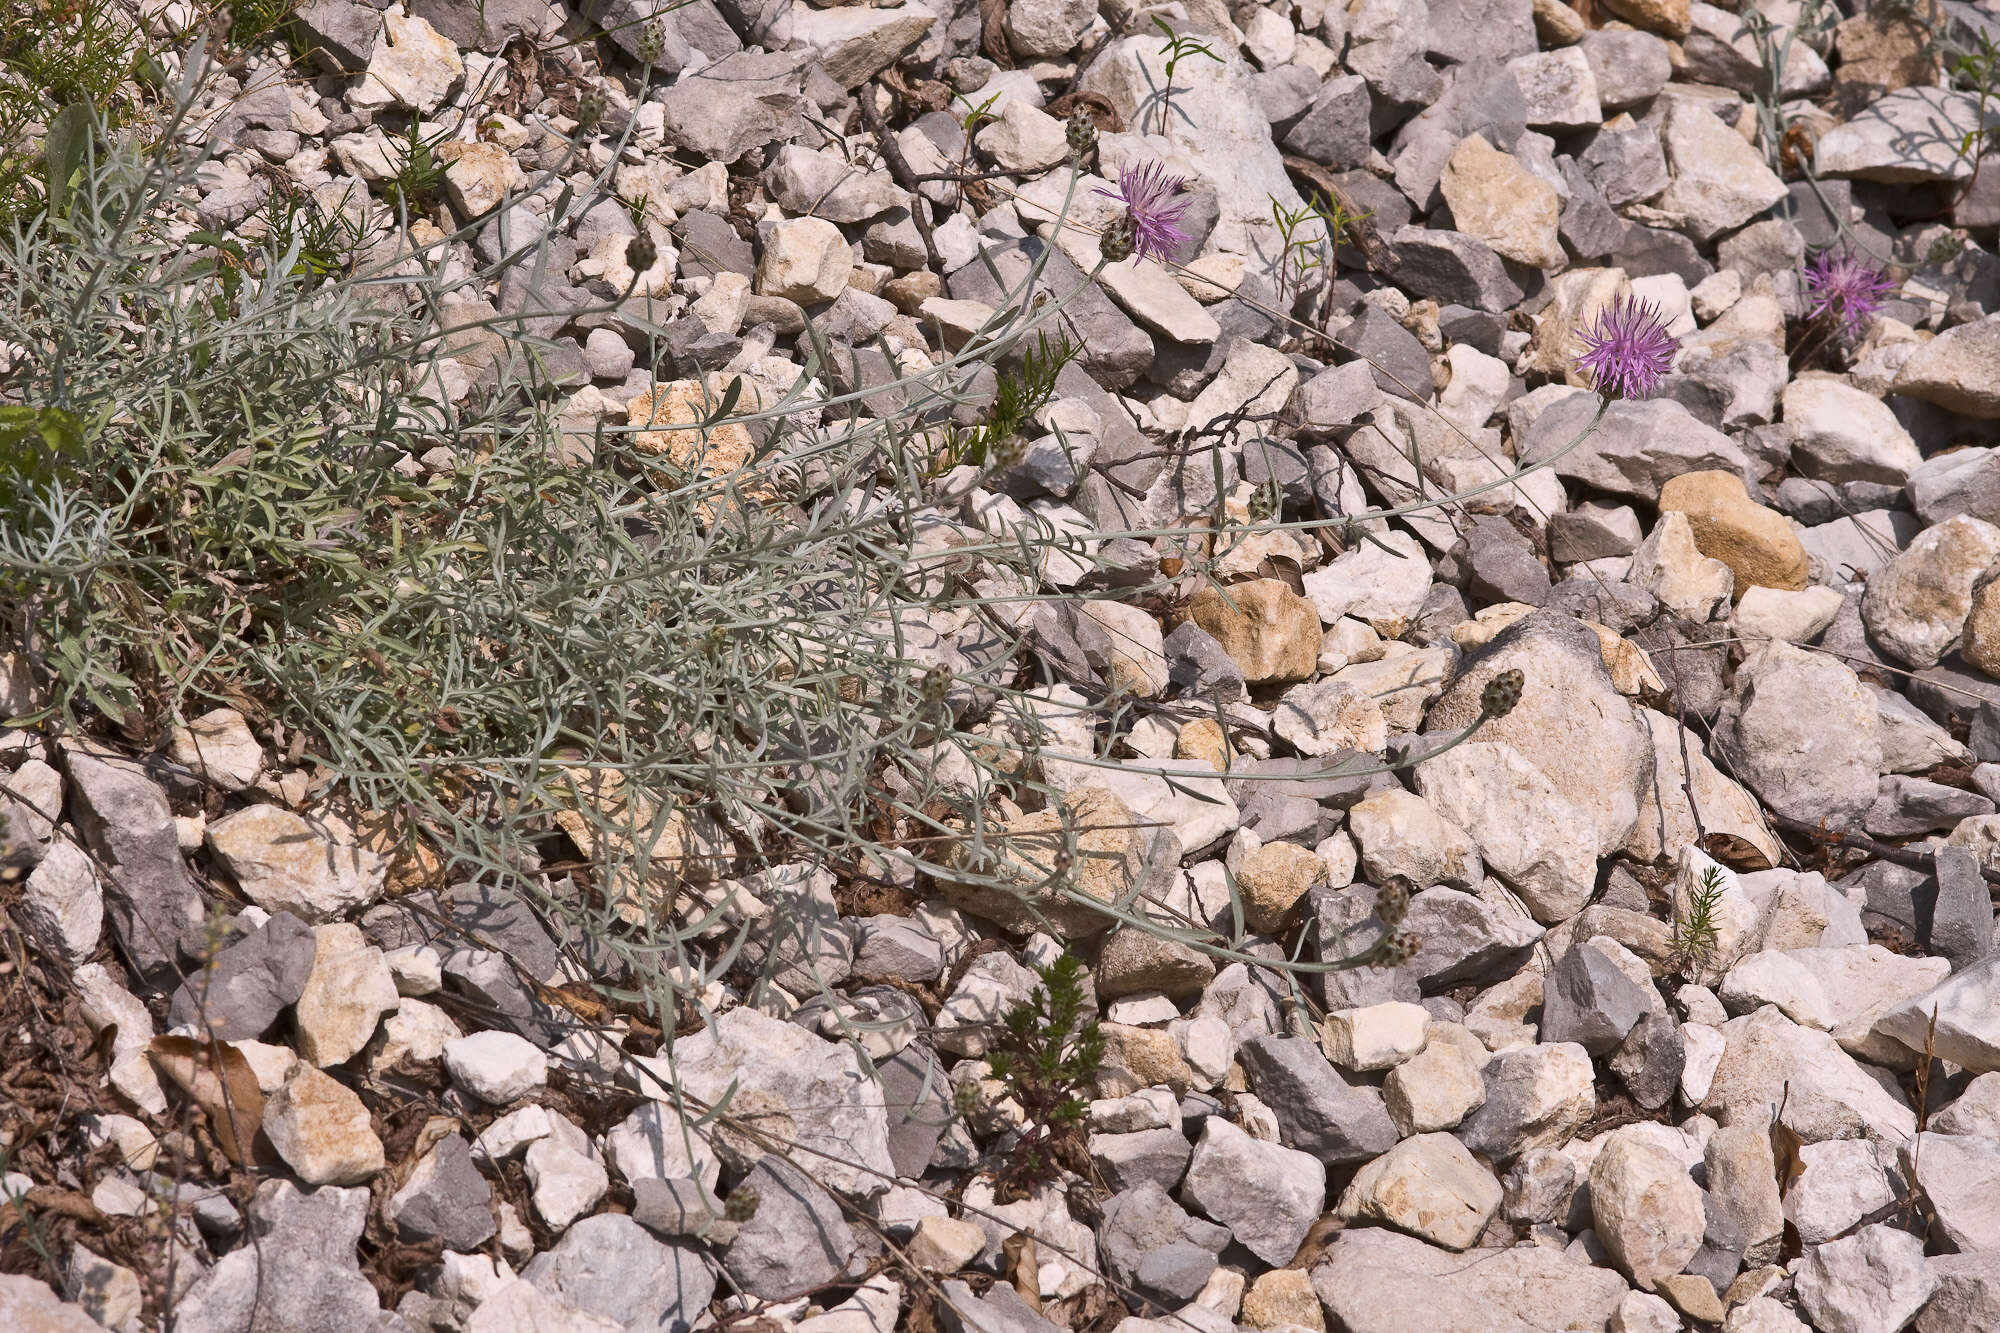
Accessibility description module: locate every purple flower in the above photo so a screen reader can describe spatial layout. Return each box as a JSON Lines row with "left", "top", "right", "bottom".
{"left": 1097, "top": 161, "right": 1193, "bottom": 265}
{"left": 1804, "top": 249, "right": 1896, "bottom": 337}
{"left": 1573, "top": 295, "right": 1680, "bottom": 400}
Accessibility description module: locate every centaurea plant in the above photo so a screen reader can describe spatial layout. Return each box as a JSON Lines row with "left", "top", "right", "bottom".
{"left": 1573, "top": 296, "right": 1679, "bottom": 400}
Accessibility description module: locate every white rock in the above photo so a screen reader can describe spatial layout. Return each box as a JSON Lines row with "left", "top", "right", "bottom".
{"left": 525, "top": 1136, "right": 608, "bottom": 1231}
{"left": 1679, "top": 1023, "right": 1725, "bottom": 1104}
{"left": 1589, "top": 1125, "right": 1705, "bottom": 1289}
{"left": 168, "top": 707, "right": 263, "bottom": 791}
{"left": 1733, "top": 585, "right": 1844, "bottom": 643}
{"left": 1793, "top": 1223, "right": 1935, "bottom": 1333}
{"left": 262, "top": 1064, "right": 386, "bottom": 1185}
{"left": 205, "top": 805, "right": 387, "bottom": 922}
{"left": 1322, "top": 1002, "right": 1431, "bottom": 1071}
{"left": 1629, "top": 510, "right": 1733, "bottom": 620}
{"left": 1782, "top": 376, "right": 1923, "bottom": 485}
{"left": 1718, "top": 951, "right": 1833, "bottom": 1030}
{"left": 1302, "top": 529, "right": 1434, "bottom": 634}
{"left": 1335, "top": 1132, "right": 1503, "bottom": 1251}
{"left": 1876, "top": 956, "right": 2000, "bottom": 1074}
{"left": 756, "top": 217, "right": 852, "bottom": 304}
{"left": 444, "top": 1031, "right": 550, "bottom": 1105}
{"left": 1182, "top": 1116, "right": 1326, "bottom": 1267}
{"left": 1785, "top": 1139, "right": 1897, "bottom": 1246}
{"left": 351, "top": 10, "right": 463, "bottom": 113}
{"left": 21, "top": 841, "right": 101, "bottom": 965}
{"left": 1417, "top": 741, "right": 1600, "bottom": 923}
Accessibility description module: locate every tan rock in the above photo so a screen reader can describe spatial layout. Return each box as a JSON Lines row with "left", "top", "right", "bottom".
{"left": 941, "top": 786, "right": 1177, "bottom": 937}
{"left": 1175, "top": 718, "right": 1231, "bottom": 771}
{"left": 1962, "top": 576, "right": 2000, "bottom": 680}
{"left": 755, "top": 216, "right": 851, "bottom": 303}
{"left": 1233, "top": 840, "right": 1330, "bottom": 932}
{"left": 1586, "top": 623, "right": 1665, "bottom": 696}
{"left": 262, "top": 1064, "right": 386, "bottom": 1185}
{"left": 1600, "top": 0, "right": 1691, "bottom": 37}
{"left": 294, "top": 923, "right": 399, "bottom": 1068}
{"left": 1096, "top": 1022, "right": 1195, "bottom": 1097}
{"left": 1659, "top": 469, "right": 1809, "bottom": 595}
{"left": 626, "top": 378, "right": 755, "bottom": 476}
{"left": 1439, "top": 135, "right": 1564, "bottom": 270}
{"left": 1532, "top": 0, "right": 1586, "bottom": 44}
{"left": 906, "top": 1216, "right": 987, "bottom": 1272}
{"left": 1183, "top": 579, "right": 1322, "bottom": 685}
{"left": 1241, "top": 1268, "right": 1324, "bottom": 1330}
{"left": 439, "top": 141, "right": 524, "bottom": 217}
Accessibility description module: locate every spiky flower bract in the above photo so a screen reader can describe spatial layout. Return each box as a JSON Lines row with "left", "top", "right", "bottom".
{"left": 1574, "top": 295, "right": 1679, "bottom": 400}
{"left": 1804, "top": 249, "right": 1896, "bottom": 337}
{"left": 1097, "top": 160, "right": 1193, "bottom": 266}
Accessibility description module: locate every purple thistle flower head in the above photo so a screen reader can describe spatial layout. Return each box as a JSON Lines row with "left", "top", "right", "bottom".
{"left": 1804, "top": 249, "right": 1896, "bottom": 337}
{"left": 1097, "top": 161, "right": 1193, "bottom": 266}
{"left": 1573, "top": 295, "right": 1679, "bottom": 400}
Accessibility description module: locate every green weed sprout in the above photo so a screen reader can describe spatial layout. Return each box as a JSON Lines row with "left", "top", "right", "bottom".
{"left": 1153, "top": 18, "right": 1221, "bottom": 136}
{"left": 1672, "top": 864, "right": 1727, "bottom": 976}
{"left": 983, "top": 951, "right": 1104, "bottom": 1199}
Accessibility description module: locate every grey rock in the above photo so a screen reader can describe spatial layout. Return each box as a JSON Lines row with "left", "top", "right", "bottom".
{"left": 1456, "top": 1042, "right": 1597, "bottom": 1162}
{"left": 442, "top": 948, "right": 564, "bottom": 1046}
{"left": 1616, "top": 225, "right": 1714, "bottom": 286}
{"left": 1928, "top": 846, "right": 1995, "bottom": 971}
{"left": 673, "top": 210, "right": 756, "bottom": 282}
{"left": 1386, "top": 227, "right": 1525, "bottom": 312}
{"left": 1611, "top": 1008, "right": 1686, "bottom": 1111}
{"left": 1390, "top": 59, "right": 1531, "bottom": 212}
{"left": 1427, "top": 0, "right": 1536, "bottom": 65}
{"left": 1578, "top": 124, "right": 1669, "bottom": 208}
{"left": 169, "top": 911, "right": 316, "bottom": 1042}
{"left": 1162, "top": 623, "right": 1249, "bottom": 703}
{"left": 1333, "top": 303, "right": 1434, "bottom": 401}
{"left": 1702, "top": 1121, "right": 1783, "bottom": 1268}
{"left": 1560, "top": 173, "right": 1629, "bottom": 261}
{"left": 936, "top": 1281, "right": 1063, "bottom": 1333}
{"left": 1091, "top": 1128, "right": 1192, "bottom": 1194}
{"left": 1866, "top": 775, "right": 1994, "bottom": 838}
{"left": 1180, "top": 1116, "right": 1323, "bottom": 1266}
{"left": 1459, "top": 515, "right": 1551, "bottom": 605}
{"left": 1238, "top": 1034, "right": 1402, "bottom": 1165}
{"left": 1714, "top": 639, "right": 1883, "bottom": 827}
{"left": 1542, "top": 939, "right": 1654, "bottom": 1055}
{"left": 409, "top": 0, "right": 555, "bottom": 51}
{"left": 852, "top": 915, "right": 944, "bottom": 982}
{"left": 1280, "top": 74, "right": 1372, "bottom": 170}
{"left": 950, "top": 235, "right": 1152, "bottom": 391}
{"left": 173, "top": 1246, "right": 390, "bottom": 1333}
{"left": 1580, "top": 29, "right": 1671, "bottom": 109}
{"left": 292, "top": 0, "right": 381, "bottom": 74}
{"left": 632, "top": 1176, "right": 727, "bottom": 1240}
{"left": 720, "top": 1158, "right": 855, "bottom": 1299}
{"left": 1519, "top": 394, "right": 1751, "bottom": 504}
{"left": 1098, "top": 1182, "right": 1229, "bottom": 1305}
{"left": 62, "top": 746, "right": 203, "bottom": 990}
{"left": 385, "top": 1134, "right": 495, "bottom": 1252}
{"left": 656, "top": 51, "right": 810, "bottom": 165}
{"left": 1502, "top": 1147, "right": 1578, "bottom": 1225}
{"left": 1405, "top": 885, "right": 1546, "bottom": 990}
{"left": 523, "top": 1214, "right": 717, "bottom": 1333}
{"left": 1311, "top": 1227, "right": 1630, "bottom": 1332}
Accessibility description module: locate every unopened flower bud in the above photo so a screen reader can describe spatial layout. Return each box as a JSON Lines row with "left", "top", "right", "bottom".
{"left": 1369, "top": 929, "right": 1418, "bottom": 970}
{"left": 1375, "top": 879, "right": 1409, "bottom": 928}
{"left": 1065, "top": 110, "right": 1096, "bottom": 161}
{"left": 1480, "top": 668, "right": 1524, "bottom": 720}
{"left": 625, "top": 232, "right": 659, "bottom": 278}
{"left": 1099, "top": 213, "right": 1136, "bottom": 265}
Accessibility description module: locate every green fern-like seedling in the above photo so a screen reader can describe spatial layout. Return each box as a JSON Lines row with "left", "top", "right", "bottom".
{"left": 984, "top": 950, "right": 1104, "bottom": 1199}
{"left": 1672, "top": 864, "right": 1726, "bottom": 976}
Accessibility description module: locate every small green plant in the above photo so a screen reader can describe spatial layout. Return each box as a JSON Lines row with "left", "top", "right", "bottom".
{"left": 380, "top": 112, "right": 453, "bottom": 217}
{"left": 983, "top": 951, "right": 1105, "bottom": 1198}
{"left": 0, "top": 0, "right": 147, "bottom": 225}
{"left": 939, "top": 328, "right": 1079, "bottom": 471}
{"left": 1928, "top": 231, "right": 1968, "bottom": 265}
{"left": 1672, "top": 864, "right": 1727, "bottom": 975}
{"left": 1270, "top": 191, "right": 1369, "bottom": 341}
{"left": 1949, "top": 30, "right": 2000, "bottom": 207}
{"left": 1152, "top": 18, "right": 1220, "bottom": 136}
{"left": 228, "top": 0, "right": 297, "bottom": 50}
